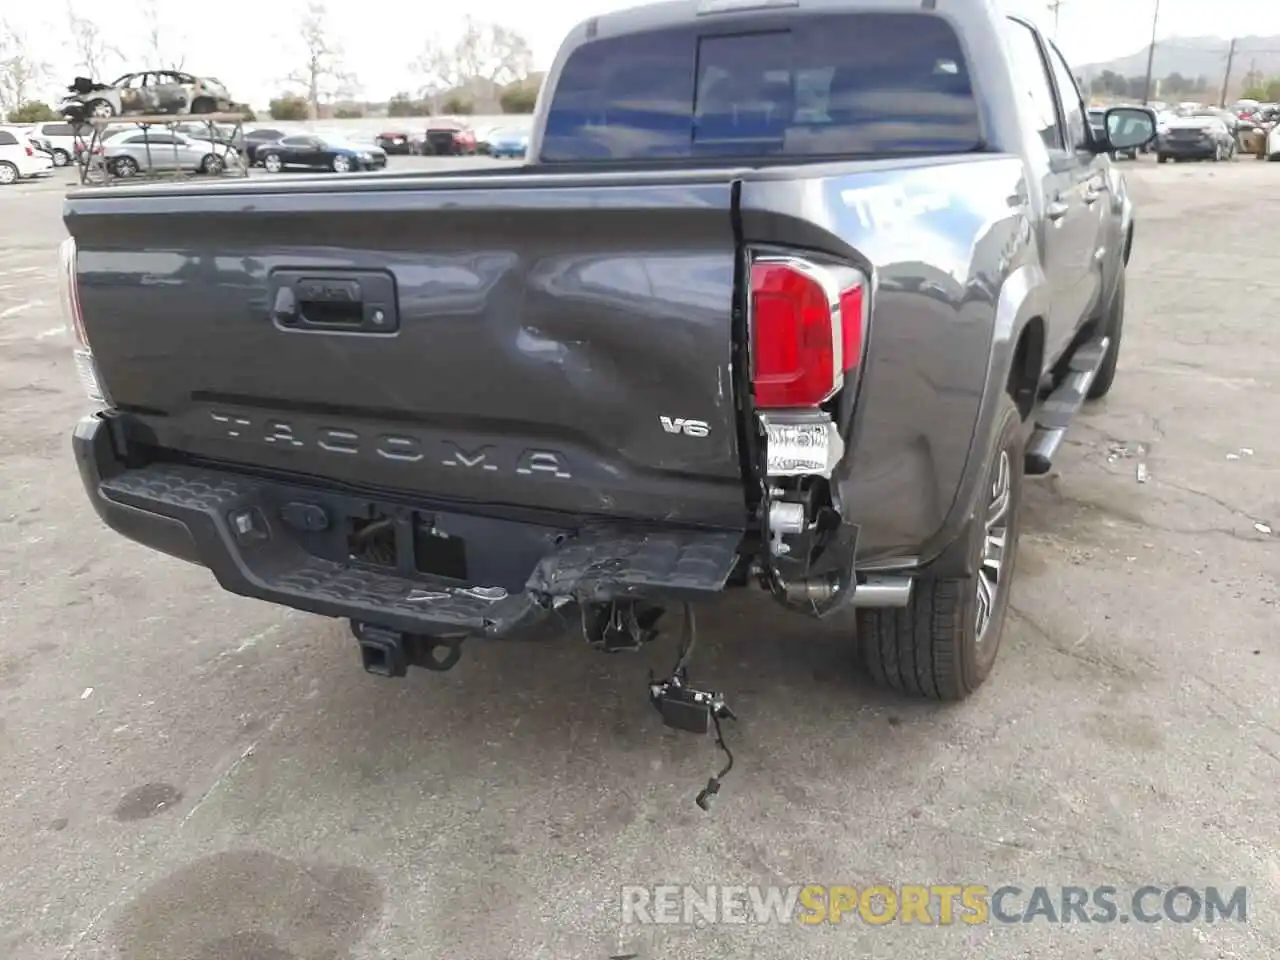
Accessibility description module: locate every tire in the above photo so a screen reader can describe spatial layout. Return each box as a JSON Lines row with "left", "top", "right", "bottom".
{"left": 87, "top": 98, "right": 114, "bottom": 119}
{"left": 1087, "top": 268, "right": 1125, "bottom": 401}
{"left": 857, "top": 394, "right": 1024, "bottom": 701}
{"left": 201, "top": 153, "right": 224, "bottom": 175}
{"left": 52, "top": 149, "right": 71, "bottom": 167}
{"left": 262, "top": 152, "right": 283, "bottom": 173}
{"left": 1156, "top": 153, "right": 1167, "bottom": 164}
{"left": 113, "top": 156, "right": 139, "bottom": 177}
{"left": 332, "top": 155, "right": 351, "bottom": 173}
{"left": 0, "top": 161, "right": 17, "bottom": 186}
{"left": 191, "top": 97, "right": 216, "bottom": 114}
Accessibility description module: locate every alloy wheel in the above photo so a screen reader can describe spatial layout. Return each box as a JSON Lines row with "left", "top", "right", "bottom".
{"left": 975, "top": 450, "right": 1011, "bottom": 643}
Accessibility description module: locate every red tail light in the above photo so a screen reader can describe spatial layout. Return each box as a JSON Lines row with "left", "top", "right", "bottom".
{"left": 750, "top": 257, "right": 866, "bottom": 408}
{"left": 59, "top": 237, "right": 107, "bottom": 403}
{"left": 59, "top": 238, "right": 88, "bottom": 347}
{"left": 25, "top": 145, "right": 33, "bottom": 156}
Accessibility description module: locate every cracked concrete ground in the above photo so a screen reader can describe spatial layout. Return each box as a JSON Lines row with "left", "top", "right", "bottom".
{"left": 0, "top": 156, "right": 1277, "bottom": 960}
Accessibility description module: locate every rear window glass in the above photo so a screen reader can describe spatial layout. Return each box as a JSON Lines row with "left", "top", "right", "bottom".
{"left": 0, "top": 131, "right": 18, "bottom": 146}
{"left": 542, "top": 12, "right": 981, "bottom": 161}
{"left": 42, "top": 123, "right": 76, "bottom": 136}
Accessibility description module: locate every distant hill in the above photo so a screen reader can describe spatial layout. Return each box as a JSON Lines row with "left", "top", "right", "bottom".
{"left": 1078, "top": 35, "right": 1280, "bottom": 87}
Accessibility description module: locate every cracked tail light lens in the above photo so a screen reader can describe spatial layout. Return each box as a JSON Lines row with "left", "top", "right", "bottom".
{"left": 750, "top": 257, "right": 865, "bottom": 408}
{"left": 58, "top": 237, "right": 106, "bottom": 404}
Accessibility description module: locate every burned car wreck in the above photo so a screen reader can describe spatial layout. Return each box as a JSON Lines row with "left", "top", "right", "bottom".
{"left": 61, "top": 71, "right": 239, "bottom": 121}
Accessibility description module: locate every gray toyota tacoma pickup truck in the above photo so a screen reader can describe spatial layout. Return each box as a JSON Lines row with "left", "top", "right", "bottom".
{"left": 63, "top": 0, "right": 1153, "bottom": 804}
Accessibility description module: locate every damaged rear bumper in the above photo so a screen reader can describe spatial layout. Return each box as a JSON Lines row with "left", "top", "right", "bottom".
{"left": 72, "top": 413, "right": 745, "bottom": 638}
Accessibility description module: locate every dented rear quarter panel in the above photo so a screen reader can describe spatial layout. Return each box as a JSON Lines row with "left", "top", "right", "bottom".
{"left": 740, "top": 156, "right": 1039, "bottom": 565}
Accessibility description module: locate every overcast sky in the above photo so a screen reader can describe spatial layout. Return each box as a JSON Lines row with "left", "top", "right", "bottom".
{"left": 7, "top": 0, "right": 1280, "bottom": 105}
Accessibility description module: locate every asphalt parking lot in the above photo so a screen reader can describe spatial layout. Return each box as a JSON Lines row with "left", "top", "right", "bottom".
{"left": 1, "top": 154, "right": 1277, "bottom": 960}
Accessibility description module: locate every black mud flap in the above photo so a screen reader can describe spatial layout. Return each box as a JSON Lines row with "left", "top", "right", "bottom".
{"left": 91, "top": 462, "right": 743, "bottom": 640}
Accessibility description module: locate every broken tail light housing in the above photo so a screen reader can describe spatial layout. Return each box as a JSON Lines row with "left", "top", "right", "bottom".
{"left": 749, "top": 253, "right": 866, "bottom": 478}
{"left": 750, "top": 256, "right": 865, "bottom": 408}
{"left": 58, "top": 237, "right": 108, "bottom": 405}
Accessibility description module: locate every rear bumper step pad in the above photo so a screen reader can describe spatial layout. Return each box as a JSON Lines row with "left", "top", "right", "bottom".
{"left": 74, "top": 416, "right": 743, "bottom": 638}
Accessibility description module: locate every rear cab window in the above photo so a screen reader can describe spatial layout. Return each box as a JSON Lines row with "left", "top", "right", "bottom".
{"left": 541, "top": 11, "right": 982, "bottom": 162}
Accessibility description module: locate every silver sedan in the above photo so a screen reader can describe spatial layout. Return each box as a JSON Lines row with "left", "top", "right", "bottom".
{"left": 102, "top": 129, "right": 237, "bottom": 176}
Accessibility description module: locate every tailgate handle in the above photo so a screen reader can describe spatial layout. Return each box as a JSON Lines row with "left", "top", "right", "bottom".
{"left": 269, "top": 270, "right": 399, "bottom": 334}
{"left": 296, "top": 278, "right": 364, "bottom": 326}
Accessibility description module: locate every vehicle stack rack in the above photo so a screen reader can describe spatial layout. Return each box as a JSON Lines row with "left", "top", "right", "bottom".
{"left": 72, "top": 112, "right": 249, "bottom": 186}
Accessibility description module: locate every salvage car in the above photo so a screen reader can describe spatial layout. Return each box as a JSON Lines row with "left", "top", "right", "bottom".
{"left": 60, "top": 71, "right": 236, "bottom": 120}
{"left": 1156, "top": 113, "right": 1236, "bottom": 162}
{"left": 419, "top": 119, "right": 476, "bottom": 155}
{"left": 487, "top": 127, "right": 530, "bottom": 159}
{"left": 0, "top": 126, "right": 54, "bottom": 184}
{"left": 241, "top": 127, "right": 287, "bottom": 165}
{"left": 375, "top": 130, "right": 415, "bottom": 154}
{"left": 62, "top": 0, "right": 1151, "bottom": 804}
{"left": 21, "top": 121, "right": 82, "bottom": 166}
{"left": 256, "top": 134, "right": 387, "bottom": 173}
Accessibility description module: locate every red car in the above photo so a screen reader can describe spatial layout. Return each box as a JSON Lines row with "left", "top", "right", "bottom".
{"left": 375, "top": 131, "right": 415, "bottom": 155}
{"left": 419, "top": 120, "right": 476, "bottom": 156}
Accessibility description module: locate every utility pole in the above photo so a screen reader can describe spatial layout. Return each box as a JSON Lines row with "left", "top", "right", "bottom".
{"left": 1141, "top": 0, "right": 1161, "bottom": 105}
{"left": 1047, "top": 0, "right": 1065, "bottom": 38}
{"left": 1220, "top": 37, "right": 1238, "bottom": 106}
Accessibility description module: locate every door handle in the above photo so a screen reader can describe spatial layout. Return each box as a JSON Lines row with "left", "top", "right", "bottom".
{"left": 1083, "top": 188, "right": 1103, "bottom": 205}
{"left": 1046, "top": 200, "right": 1070, "bottom": 221}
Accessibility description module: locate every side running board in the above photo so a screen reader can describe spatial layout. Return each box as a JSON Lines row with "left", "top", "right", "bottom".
{"left": 1025, "top": 335, "right": 1110, "bottom": 475}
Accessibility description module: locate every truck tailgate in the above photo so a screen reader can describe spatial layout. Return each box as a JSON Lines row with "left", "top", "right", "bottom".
{"left": 66, "top": 172, "right": 747, "bottom": 527}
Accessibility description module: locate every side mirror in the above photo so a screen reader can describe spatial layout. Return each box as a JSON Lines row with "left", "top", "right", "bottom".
{"left": 1102, "top": 107, "right": 1156, "bottom": 152}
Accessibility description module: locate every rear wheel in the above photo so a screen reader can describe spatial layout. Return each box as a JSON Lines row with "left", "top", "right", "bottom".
{"left": 113, "top": 156, "right": 139, "bottom": 177}
{"left": 857, "top": 394, "right": 1024, "bottom": 701}
{"left": 201, "top": 153, "right": 224, "bottom": 175}
{"left": 1156, "top": 153, "right": 1168, "bottom": 164}
{"left": 191, "top": 97, "right": 216, "bottom": 114}
{"left": 262, "top": 152, "right": 283, "bottom": 173}
{"left": 0, "top": 161, "right": 17, "bottom": 185}
{"left": 52, "top": 148, "right": 71, "bottom": 167}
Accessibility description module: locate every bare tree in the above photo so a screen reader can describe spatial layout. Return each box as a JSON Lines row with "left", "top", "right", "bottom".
{"left": 412, "top": 17, "right": 532, "bottom": 109}
{"left": 286, "top": 1, "right": 356, "bottom": 120}
{"left": 138, "top": 0, "right": 186, "bottom": 71}
{"left": 0, "top": 20, "right": 50, "bottom": 118}
{"left": 67, "top": 5, "right": 121, "bottom": 79}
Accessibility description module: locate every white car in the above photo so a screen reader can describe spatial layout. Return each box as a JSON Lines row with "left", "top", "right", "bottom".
{"left": 20, "top": 121, "right": 82, "bottom": 166}
{"left": 0, "top": 125, "right": 55, "bottom": 185}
